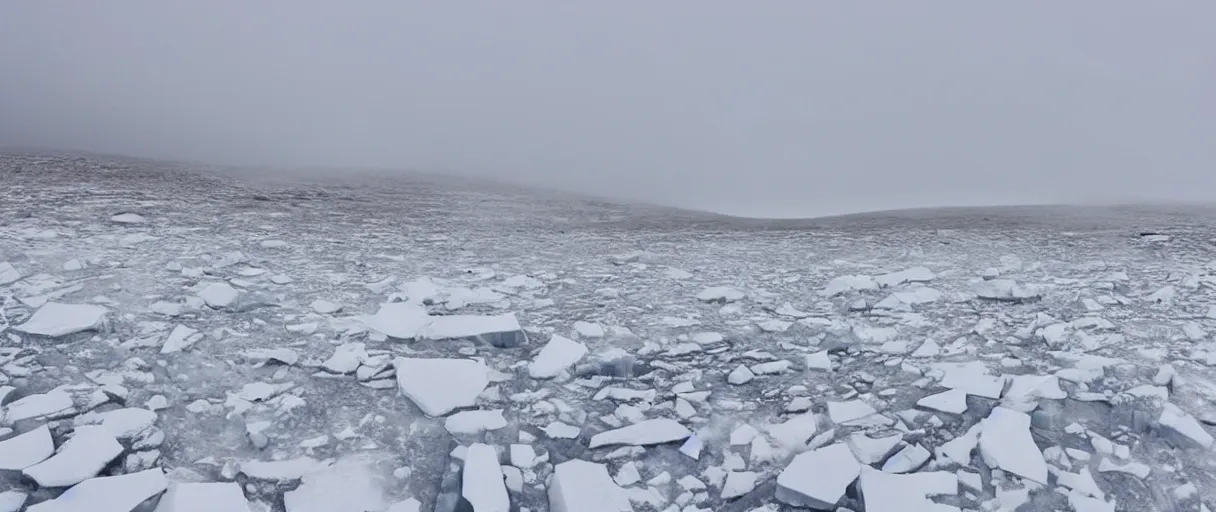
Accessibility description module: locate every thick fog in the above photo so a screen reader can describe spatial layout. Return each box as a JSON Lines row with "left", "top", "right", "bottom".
{"left": 2, "top": 1, "right": 1213, "bottom": 217}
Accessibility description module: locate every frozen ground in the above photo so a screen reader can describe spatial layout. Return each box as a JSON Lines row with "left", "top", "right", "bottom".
{"left": 2, "top": 150, "right": 1216, "bottom": 512}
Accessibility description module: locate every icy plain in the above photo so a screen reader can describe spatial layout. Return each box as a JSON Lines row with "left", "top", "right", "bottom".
{"left": 2, "top": 151, "right": 1216, "bottom": 511}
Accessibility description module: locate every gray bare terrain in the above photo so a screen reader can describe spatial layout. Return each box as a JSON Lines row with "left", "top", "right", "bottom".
{"left": 2, "top": 151, "right": 1215, "bottom": 512}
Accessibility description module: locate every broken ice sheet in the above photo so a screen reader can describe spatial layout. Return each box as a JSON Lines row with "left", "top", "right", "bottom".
{"left": 528, "top": 334, "right": 588, "bottom": 379}
{"left": 23, "top": 425, "right": 124, "bottom": 487}
{"left": 27, "top": 468, "right": 168, "bottom": 512}
{"left": 393, "top": 357, "right": 490, "bottom": 416}
{"left": 13, "top": 302, "right": 108, "bottom": 337}
{"left": 589, "top": 418, "right": 692, "bottom": 448}
{"left": 776, "top": 442, "right": 860, "bottom": 509}
{"left": 153, "top": 481, "right": 253, "bottom": 512}
{"left": 548, "top": 459, "right": 631, "bottom": 512}
{"left": 978, "top": 407, "right": 1047, "bottom": 484}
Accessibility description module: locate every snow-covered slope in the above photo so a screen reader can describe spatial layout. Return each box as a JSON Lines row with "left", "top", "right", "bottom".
{"left": 2, "top": 151, "right": 1215, "bottom": 511}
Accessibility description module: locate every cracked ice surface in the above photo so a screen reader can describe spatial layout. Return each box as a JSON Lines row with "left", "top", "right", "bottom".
{"left": 2, "top": 153, "right": 1216, "bottom": 511}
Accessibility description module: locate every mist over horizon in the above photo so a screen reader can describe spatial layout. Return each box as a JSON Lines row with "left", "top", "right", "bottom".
{"left": 2, "top": 1, "right": 1213, "bottom": 218}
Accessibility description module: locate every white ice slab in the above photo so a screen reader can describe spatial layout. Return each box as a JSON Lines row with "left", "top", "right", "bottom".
{"left": 823, "top": 275, "right": 878, "bottom": 296}
{"left": 548, "top": 460, "right": 632, "bottom": 512}
{"left": 27, "top": 468, "right": 167, "bottom": 512}
{"left": 445, "top": 409, "right": 508, "bottom": 435}
{"left": 0, "top": 424, "right": 54, "bottom": 470}
{"left": 528, "top": 334, "right": 588, "bottom": 379}
{"left": 0, "top": 262, "right": 20, "bottom": 285}
{"left": 393, "top": 357, "right": 491, "bottom": 417}
{"left": 721, "top": 471, "right": 759, "bottom": 499}
{"left": 365, "top": 302, "right": 432, "bottom": 339}
{"left": 875, "top": 267, "right": 936, "bottom": 287}
{"left": 2, "top": 389, "right": 76, "bottom": 423}
{"left": 23, "top": 426, "right": 124, "bottom": 487}
{"left": 198, "top": 282, "right": 239, "bottom": 308}
{"left": 159, "top": 325, "right": 200, "bottom": 354}
{"left": 13, "top": 302, "right": 108, "bottom": 337}
{"left": 828, "top": 400, "right": 880, "bottom": 425}
{"left": 153, "top": 482, "right": 253, "bottom": 512}
{"left": 418, "top": 313, "right": 522, "bottom": 340}
{"left": 932, "top": 361, "right": 1006, "bottom": 399}
{"left": 589, "top": 418, "right": 692, "bottom": 448}
{"left": 917, "top": 389, "right": 969, "bottom": 415}
{"left": 859, "top": 466, "right": 958, "bottom": 512}
{"left": 0, "top": 491, "right": 26, "bottom": 512}
{"left": 776, "top": 443, "right": 861, "bottom": 509}
{"left": 240, "top": 457, "right": 331, "bottom": 481}
{"left": 110, "top": 213, "right": 148, "bottom": 224}
{"left": 978, "top": 407, "right": 1047, "bottom": 484}
{"left": 282, "top": 455, "right": 389, "bottom": 512}
{"left": 462, "top": 444, "right": 509, "bottom": 512}
{"left": 847, "top": 432, "right": 904, "bottom": 465}
{"left": 974, "top": 279, "right": 1041, "bottom": 301}
{"left": 696, "top": 286, "right": 745, "bottom": 303}
{"left": 1158, "top": 403, "right": 1214, "bottom": 450}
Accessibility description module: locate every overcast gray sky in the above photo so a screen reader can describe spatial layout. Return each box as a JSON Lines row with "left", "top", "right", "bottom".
{"left": 1, "top": 1, "right": 1212, "bottom": 217}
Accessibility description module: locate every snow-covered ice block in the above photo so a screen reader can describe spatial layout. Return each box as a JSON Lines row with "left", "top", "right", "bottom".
{"left": 13, "top": 302, "right": 108, "bottom": 337}
{"left": 859, "top": 466, "right": 958, "bottom": 512}
{"left": 27, "top": 468, "right": 167, "bottom": 512}
{"left": 110, "top": 212, "right": 148, "bottom": 224}
{"left": 875, "top": 267, "right": 936, "bottom": 288}
{"left": 153, "top": 482, "right": 253, "bottom": 512}
{"left": 776, "top": 442, "right": 860, "bottom": 509}
{"left": 933, "top": 361, "right": 1006, "bottom": 399}
{"left": 827, "top": 400, "right": 880, "bottom": 425}
{"left": 721, "top": 471, "right": 759, "bottom": 499}
{"left": 418, "top": 313, "right": 526, "bottom": 346}
{"left": 0, "top": 424, "right": 54, "bottom": 470}
{"left": 847, "top": 432, "right": 904, "bottom": 465}
{"left": 0, "top": 491, "right": 26, "bottom": 512}
{"left": 823, "top": 274, "right": 879, "bottom": 296}
{"left": 0, "top": 262, "right": 20, "bottom": 285}
{"left": 366, "top": 302, "right": 525, "bottom": 346}
{"left": 973, "top": 279, "right": 1041, "bottom": 301}
{"left": 198, "top": 282, "right": 240, "bottom": 309}
{"left": 696, "top": 286, "right": 745, "bottom": 303}
{"left": 159, "top": 325, "right": 200, "bottom": 354}
{"left": 364, "top": 301, "right": 432, "bottom": 338}
{"left": 528, "top": 334, "right": 588, "bottom": 379}
{"left": 239, "top": 457, "right": 331, "bottom": 481}
{"left": 463, "top": 444, "right": 509, "bottom": 512}
{"left": 767, "top": 413, "right": 819, "bottom": 449}
{"left": 917, "top": 389, "right": 969, "bottom": 415}
{"left": 393, "top": 357, "right": 490, "bottom": 416}
{"left": 589, "top": 418, "right": 692, "bottom": 448}
{"left": 445, "top": 409, "right": 508, "bottom": 435}
{"left": 282, "top": 455, "right": 390, "bottom": 512}
{"left": 978, "top": 407, "right": 1047, "bottom": 484}
{"left": 1, "top": 389, "right": 76, "bottom": 423}
{"left": 1158, "top": 403, "right": 1214, "bottom": 450}
{"left": 548, "top": 460, "right": 632, "bottom": 512}
{"left": 23, "top": 426, "right": 124, "bottom": 487}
